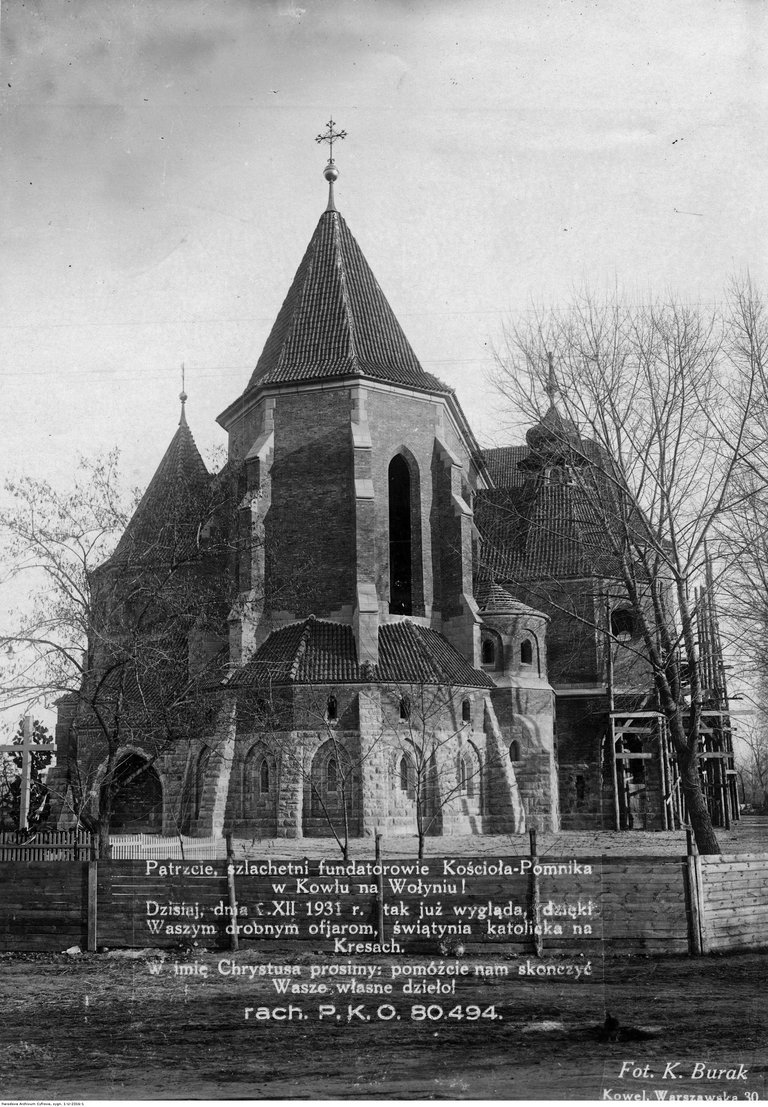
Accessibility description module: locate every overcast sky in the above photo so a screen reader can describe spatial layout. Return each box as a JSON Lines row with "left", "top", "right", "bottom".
{"left": 2, "top": 0, "right": 767, "bottom": 494}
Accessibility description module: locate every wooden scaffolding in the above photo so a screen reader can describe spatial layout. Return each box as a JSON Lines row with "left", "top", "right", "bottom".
{"left": 605, "top": 553, "right": 738, "bottom": 832}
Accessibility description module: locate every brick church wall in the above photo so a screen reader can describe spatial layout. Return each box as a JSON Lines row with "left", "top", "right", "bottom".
{"left": 265, "top": 388, "right": 357, "bottom": 619}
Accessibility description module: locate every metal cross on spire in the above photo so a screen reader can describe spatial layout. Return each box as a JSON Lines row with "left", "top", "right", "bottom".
{"left": 315, "top": 118, "right": 347, "bottom": 212}
{"left": 315, "top": 117, "right": 347, "bottom": 163}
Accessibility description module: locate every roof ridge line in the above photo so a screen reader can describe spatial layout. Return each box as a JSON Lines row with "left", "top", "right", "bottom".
{"left": 403, "top": 621, "right": 447, "bottom": 684}
{"left": 415, "top": 623, "right": 454, "bottom": 684}
{"left": 290, "top": 616, "right": 315, "bottom": 680}
{"left": 332, "top": 211, "right": 361, "bottom": 375}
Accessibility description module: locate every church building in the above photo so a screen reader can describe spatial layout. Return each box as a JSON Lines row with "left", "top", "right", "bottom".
{"left": 50, "top": 137, "right": 735, "bottom": 842}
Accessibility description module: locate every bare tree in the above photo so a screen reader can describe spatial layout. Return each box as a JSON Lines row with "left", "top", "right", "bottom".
{"left": 489, "top": 284, "right": 768, "bottom": 853}
{"left": 733, "top": 715, "right": 768, "bottom": 812}
{"left": 715, "top": 279, "right": 768, "bottom": 684}
{"left": 0, "top": 452, "right": 235, "bottom": 856}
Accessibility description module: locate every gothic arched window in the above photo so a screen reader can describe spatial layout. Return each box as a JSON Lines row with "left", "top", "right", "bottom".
{"left": 388, "top": 455, "right": 413, "bottom": 615}
{"left": 611, "top": 608, "right": 635, "bottom": 641}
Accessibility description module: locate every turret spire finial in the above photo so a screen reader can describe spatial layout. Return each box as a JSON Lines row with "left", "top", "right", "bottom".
{"left": 179, "top": 363, "right": 188, "bottom": 427}
{"left": 315, "top": 117, "right": 347, "bottom": 212}
{"left": 545, "top": 350, "right": 558, "bottom": 404}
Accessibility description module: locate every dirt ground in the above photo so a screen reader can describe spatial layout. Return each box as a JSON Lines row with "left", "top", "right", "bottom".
{"left": 1, "top": 946, "right": 766, "bottom": 1101}
{"left": 233, "top": 816, "right": 768, "bottom": 861}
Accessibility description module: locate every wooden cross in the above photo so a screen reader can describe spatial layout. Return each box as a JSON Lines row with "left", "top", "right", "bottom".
{"left": 315, "top": 118, "right": 347, "bottom": 162}
{"left": 0, "top": 715, "right": 53, "bottom": 830}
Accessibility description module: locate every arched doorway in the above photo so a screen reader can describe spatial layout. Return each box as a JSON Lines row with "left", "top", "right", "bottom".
{"left": 110, "top": 753, "right": 163, "bottom": 833}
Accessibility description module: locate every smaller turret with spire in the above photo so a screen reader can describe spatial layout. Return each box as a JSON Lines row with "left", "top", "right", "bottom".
{"left": 525, "top": 350, "right": 580, "bottom": 462}
{"left": 179, "top": 362, "right": 188, "bottom": 427}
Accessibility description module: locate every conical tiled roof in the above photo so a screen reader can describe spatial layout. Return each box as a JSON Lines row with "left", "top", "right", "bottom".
{"left": 475, "top": 579, "right": 544, "bottom": 617}
{"left": 103, "top": 414, "right": 210, "bottom": 569}
{"left": 241, "top": 209, "right": 451, "bottom": 397}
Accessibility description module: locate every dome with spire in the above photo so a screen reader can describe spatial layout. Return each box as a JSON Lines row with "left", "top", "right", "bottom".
{"left": 525, "top": 403, "right": 581, "bottom": 460}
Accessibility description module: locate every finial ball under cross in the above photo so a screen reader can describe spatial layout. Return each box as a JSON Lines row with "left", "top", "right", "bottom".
{"left": 316, "top": 117, "right": 347, "bottom": 181}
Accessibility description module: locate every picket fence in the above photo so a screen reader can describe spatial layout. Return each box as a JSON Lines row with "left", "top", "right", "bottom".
{"left": 109, "top": 833, "right": 225, "bottom": 859}
{"left": 0, "top": 830, "right": 226, "bottom": 861}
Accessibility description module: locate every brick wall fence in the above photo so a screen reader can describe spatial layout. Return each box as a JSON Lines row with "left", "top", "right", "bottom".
{"left": 0, "top": 852, "right": 766, "bottom": 956}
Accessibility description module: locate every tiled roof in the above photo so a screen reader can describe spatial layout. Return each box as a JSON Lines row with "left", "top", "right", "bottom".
{"left": 240, "top": 210, "right": 451, "bottom": 397}
{"left": 475, "top": 579, "right": 544, "bottom": 617}
{"left": 483, "top": 445, "right": 528, "bottom": 488}
{"left": 477, "top": 481, "right": 624, "bottom": 581}
{"left": 525, "top": 404, "right": 581, "bottom": 457}
{"left": 227, "top": 616, "right": 493, "bottom": 689}
{"left": 478, "top": 436, "right": 640, "bottom": 581}
{"left": 102, "top": 416, "right": 210, "bottom": 569}
{"left": 74, "top": 630, "right": 225, "bottom": 726}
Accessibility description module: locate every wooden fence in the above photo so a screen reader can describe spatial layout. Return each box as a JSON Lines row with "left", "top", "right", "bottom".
{"left": 697, "top": 854, "right": 768, "bottom": 952}
{"left": 109, "top": 834, "right": 225, "bottom": 859}
{"left": 0, "top": 828, "right": 93, "bottom": 860}
{"left": 1, "top": 850, "right": 766, "bottom": 956}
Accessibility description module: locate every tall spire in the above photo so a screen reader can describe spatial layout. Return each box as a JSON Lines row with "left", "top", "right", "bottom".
{"left": 179, "top": 363, "right": 188, "bottom": 427}
{"left": 315, "top": 117, "right": 347, "bottom": 212}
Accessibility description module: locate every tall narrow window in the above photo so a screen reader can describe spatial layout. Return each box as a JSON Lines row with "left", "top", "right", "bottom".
{"left": 388, "top": 455, "right": 412, "bottom": 615}
{"left": 259, "top": 759, "right": 270, "bottom": 794}
{"left": 461, "top": 698, "right": 471, "bottom": 724}
{"left": 327, "top": 757, "right": 338, "bottom": 793}
{"left": 326, "top": 695, "right": 338, "bottom": 722}
{"left": 481, "top": 639, "right": 495, "bottom": 665}
{"left": 399, "top": 695, "right": 411, "bottom": 721}
{"left": 195, "top": 747, "right": 210, "bottom": 820}
{"left": 399, "top": 756, "right": 411, "bottom": 792}
{"left": 520, "top": 639, "right": 533, "bottom": 665}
